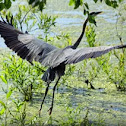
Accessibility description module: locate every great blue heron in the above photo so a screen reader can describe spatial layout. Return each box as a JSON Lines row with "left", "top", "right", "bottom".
{"left": 0, "top": 12, "right": 126, "bottom": 115}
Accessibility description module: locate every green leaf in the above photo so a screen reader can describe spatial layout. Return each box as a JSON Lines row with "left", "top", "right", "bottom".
{"left": 111, "top": 1, "right": 118, "bottom": 8}
{"left": 105, "top": 0, "right": 118, "bottom": 8}
{"left": 0, "top": 75, "right": 7, "bottom": 84}
{"left": 83, "top": 9, "right": 88, "bottom": 15}
{"left": 69, "top": 0, "right": 74, "bottom": 5}
{"left": 39, "top": 1, "right": 45, "bottom": 11}
{"left": 105, "top": 0, "right": 111, "bottom": 6}
{"left": 74, "top": 0, "right": 81, "bottom": 9}
{"left": 69, "top": 0, "right": 83, "bottom": 9}
{"left": 6, "top": 89, "right": 13, "bottom": 99}
{"left": 93, "top": 0, "right": 98, "bottom": 3}
{"left": 0, "top": 101, "right": 6, "bottom": 109}
{"left": 29, "top": 0, "right": 46, "bottom": 11}
{"left": 0, "top": 101, "right": 6, "bottom": 115}
{"left": 119, "top": 0, "right": 123, "bottom": 3}
{"left": 0, "top": 108, "right": 5, "bottom": 115}
{"left": 28, "top": 0, "right": 35, "bottom": 4}
{"left": 0, "top": 3, "right": 5, "bottom": 11}
{"left": 4, "top": 0, "right": 12, "bottom": 9}
{"left": 84, "top": 2, "right": 89, "bottom": 9}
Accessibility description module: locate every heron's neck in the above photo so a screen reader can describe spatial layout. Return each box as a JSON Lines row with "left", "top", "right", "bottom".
{"left": 72, "top": 18, "right": 88, "bottom": 49}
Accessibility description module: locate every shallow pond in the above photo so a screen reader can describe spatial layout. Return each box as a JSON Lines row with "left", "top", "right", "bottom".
{"left": 0, "top": 0, "right": 126, "bottom": 125}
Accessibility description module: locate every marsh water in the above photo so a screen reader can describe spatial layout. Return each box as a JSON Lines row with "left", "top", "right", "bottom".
{"left": 0, "top": 0, "right": 126, "bottom": 125}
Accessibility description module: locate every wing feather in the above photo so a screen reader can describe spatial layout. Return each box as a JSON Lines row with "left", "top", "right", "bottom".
{"left": 65, "top": 45, "right": 126, "bottom": 64}
{"left": 0, "top": 21, "right": 57, "bottom": 65}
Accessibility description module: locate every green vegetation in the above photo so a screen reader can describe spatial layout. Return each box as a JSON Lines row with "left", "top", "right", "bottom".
{"left": 0, "top": 0, "right": 126, "bottom": 125}
{"left": 0, "top": 0, "right": 123, "bottom": 11}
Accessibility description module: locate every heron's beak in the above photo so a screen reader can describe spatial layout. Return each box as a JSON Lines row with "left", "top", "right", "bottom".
{"left": 95, "top": 11, "right": 103, "bottom": 15}
{"left": 94, "top": 12, "right": 102, "bottom": 27}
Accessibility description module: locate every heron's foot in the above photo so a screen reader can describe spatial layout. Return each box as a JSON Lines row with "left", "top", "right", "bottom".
{"left": 48, "top": 106, "right": 53, "bottom": 115}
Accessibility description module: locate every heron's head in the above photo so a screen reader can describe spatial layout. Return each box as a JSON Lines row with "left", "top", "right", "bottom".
{"left": 88, "top": 11, "right": 102, "bottom": 26}
{"left": 89, "top": 11, "right": 102, "bottom": 17}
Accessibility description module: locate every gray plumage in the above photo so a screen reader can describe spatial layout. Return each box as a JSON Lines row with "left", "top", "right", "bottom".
{"left": 0, "top": 19, "right": 126, "bottom": 82}
{"left": 0, "top": 12, "right": 126, "bottom": 115}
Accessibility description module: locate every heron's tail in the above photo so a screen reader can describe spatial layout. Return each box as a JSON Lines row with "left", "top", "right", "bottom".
{"left": 42, "top": 68, "right": 56, "bottom": 83}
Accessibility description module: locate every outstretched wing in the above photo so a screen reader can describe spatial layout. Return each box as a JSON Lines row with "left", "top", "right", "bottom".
{"left": 39, "top": 45, "right": 126, "bottom": 68}
{"left": 65, "top": 45, "right": 126, "bottom": 64}
{"left": 0, "top": 20, "right": 57, "bottom": 64}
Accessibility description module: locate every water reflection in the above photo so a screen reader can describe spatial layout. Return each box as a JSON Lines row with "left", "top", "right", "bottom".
{"left": 56, "top": 17, "right": 83, "bottom": 27}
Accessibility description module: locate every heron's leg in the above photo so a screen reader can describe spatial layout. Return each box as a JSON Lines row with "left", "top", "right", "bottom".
{"left": 39, "top": 82, "right": 50, "bottom": 115}
{"left": 85, "top": 79, "right": 95, "bottom": 89}
{"left": 48, "top": 77, "right": 60, "bottom": 115}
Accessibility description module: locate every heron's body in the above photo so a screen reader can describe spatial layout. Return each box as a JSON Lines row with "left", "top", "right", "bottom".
{"left": 0, "top": 12, "right": 126, "bottom": 115}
